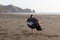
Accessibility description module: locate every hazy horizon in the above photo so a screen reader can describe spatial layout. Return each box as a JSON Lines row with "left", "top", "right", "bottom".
{"left": 0, "top": 0, "right": 60, "bottom": 14}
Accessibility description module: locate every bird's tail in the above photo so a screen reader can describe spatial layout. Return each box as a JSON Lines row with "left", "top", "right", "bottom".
{"left": 36, "top": 25, "right": 42, "bottom": 31}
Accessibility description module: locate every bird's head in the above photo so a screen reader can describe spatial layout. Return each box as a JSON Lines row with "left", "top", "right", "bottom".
{"left": 30, "top": 14, "right": 35, "bottom": 18}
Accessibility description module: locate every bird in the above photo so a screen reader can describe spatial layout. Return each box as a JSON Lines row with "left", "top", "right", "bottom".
{"left": 27, "top": 15, "right": 42, "bottom": 31}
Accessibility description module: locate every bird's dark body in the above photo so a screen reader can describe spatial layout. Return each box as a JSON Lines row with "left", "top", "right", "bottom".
{"left": 27, "top": 18, "right": 42, "bottom": 31}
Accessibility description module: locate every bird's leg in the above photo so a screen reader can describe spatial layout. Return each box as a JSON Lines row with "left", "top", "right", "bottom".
{"left": 32, "top": 29, "right": 33, "bottom": 37}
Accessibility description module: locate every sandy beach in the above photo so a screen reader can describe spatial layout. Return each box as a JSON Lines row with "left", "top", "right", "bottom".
{"left": 0, "top": 14, "right": 60, "bottom": 40}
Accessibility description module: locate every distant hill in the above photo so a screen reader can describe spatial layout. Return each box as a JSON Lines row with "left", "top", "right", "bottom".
{"left": 0, "top": 4, "right": 35, "bottom": 13}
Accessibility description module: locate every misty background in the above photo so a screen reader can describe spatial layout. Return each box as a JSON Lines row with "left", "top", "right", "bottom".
{"left": 0, "top": 0, "right": 60, "bottom": 14}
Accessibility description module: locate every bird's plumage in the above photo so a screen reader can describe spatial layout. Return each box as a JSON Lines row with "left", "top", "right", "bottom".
{"left": 27, "top": 17, "right": 42, "bottom": 31}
